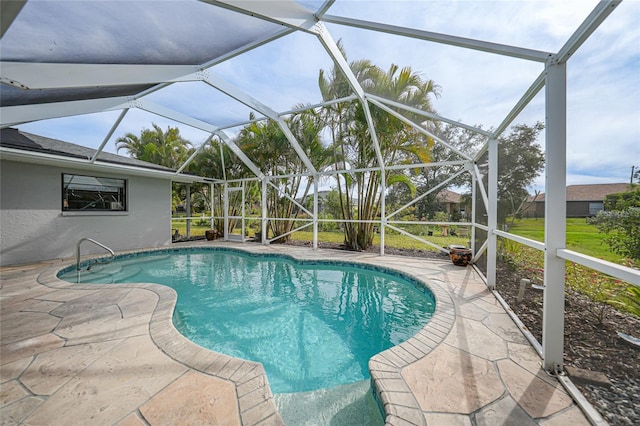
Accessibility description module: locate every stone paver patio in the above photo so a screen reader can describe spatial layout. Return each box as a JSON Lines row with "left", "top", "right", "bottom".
{"left": 1, "top": 242, "right": 590, "bottom": 425}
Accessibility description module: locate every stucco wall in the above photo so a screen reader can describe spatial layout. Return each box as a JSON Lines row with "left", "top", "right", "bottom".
{"left": 0, "top": 160, "right": 172, "bottom": 266}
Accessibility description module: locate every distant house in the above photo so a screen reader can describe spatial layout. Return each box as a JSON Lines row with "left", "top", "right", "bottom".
{"left": 436, "top": 189, "right": 466, "bottom": 217}
{"left": 522, "top": 183, "right": 633, "bottom": 218}
{"left": 305, "top": 188, "right": 467, "bottom": 220}
{"left": 0, "top": 128, "right": 197, "bottom": 266}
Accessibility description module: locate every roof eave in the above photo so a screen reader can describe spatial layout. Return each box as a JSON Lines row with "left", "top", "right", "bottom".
{"left": 0, "top": 147, "right": 213, "bottom": 183}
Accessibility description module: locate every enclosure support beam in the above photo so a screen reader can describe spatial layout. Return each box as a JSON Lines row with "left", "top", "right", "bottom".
{"left": 215, "top": 131, "right": 264, "bottom": 179}
{"left": 261, "top": 177, "right": 268, "bottom": 245}
{"left": 241, "top": 181, "right": 246, "bottom": 242}
{"left": 380, "top": 174, "right": 386, "bottom": 256}
{"left": 176, "top": 134, "right": 214, "bottom": 174}
{"left": 472, "top": 164, "right": 490, "bottom": 213}
{"left": 486, "top": 138, "right": 498, "bottom": 289}
{"left": 321, "top": 14, "right": 552, "bottom": 62}
{"left": 367, "top": 94, "right": 491, "bottom": 137}
{"left": 471, "top": 168, "right": 477, "bottom": 254}
{"left": 312, "top": 22, "right": 385, "bottom": 170}
{"left": 368, "top": 97, "right": 473, "bottom": 161}
{"left": 186, "top": 184, "right": 192, "bottom": 238}
{"left": 313, "top": 178, "right": 319, "bottom": 250}
{"left": 210, "top": 183, "right": 215, "bottom": 230}
{"left": 91, "top": 108, "right": 129, "bottom": 163}
{"left": 542, "top": 57, "right": 567, "bottom": 373}
{"left": 201, "top": 73, "right": 317, "bottom": 174}
{"left": 387, "top": 168, "right": 467, "bottom": 219}
{"left": 204, "top": 0, "right": 317, "bottom": 30}
{"left": 133, "top": 98, "right": 265, "bottom": 179}
{"left": 489, "top": 72, "right": 545, "bottom": 145}
{"left": 0, "top": 62, "right": 200, "bottom": 90}
{"left": 0, "top": 97, "right": 129, "bottom": 128}
{"left": 224, "top": 183, "right": 229, "bottom": 242}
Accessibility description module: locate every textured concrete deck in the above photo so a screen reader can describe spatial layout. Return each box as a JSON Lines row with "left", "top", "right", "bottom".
{"left": 1, "top": 242, "right": 590, "bottom": 425}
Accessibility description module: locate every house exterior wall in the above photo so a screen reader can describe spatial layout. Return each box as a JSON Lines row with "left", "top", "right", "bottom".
{"left": 566, "top": 201, "right": 590, "bottom": 218}
{"left": 521, "top": 184, "right": 630, "bottom": 219}
{"left": 522, "top": 201, "right": 545, "bottom": 218}
{"left": 0, "top": 160, "right": 172, "bottom": 266}
{"left": 523, "top": 200, "right": 602, "bottom": 218}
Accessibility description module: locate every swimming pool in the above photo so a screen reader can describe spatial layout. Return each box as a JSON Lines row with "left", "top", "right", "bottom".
{"left": 58, "top": 248, "right": 435, "bottom": 394}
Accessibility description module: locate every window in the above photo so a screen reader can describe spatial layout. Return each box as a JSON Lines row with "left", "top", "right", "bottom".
{"left": 62, "top": 174, "right": 127, "bottom": 211}
{"left": 588, "top": 202, "right": 604, "bottom": 216}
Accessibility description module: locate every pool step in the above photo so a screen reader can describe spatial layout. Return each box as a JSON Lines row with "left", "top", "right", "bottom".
{"left": 70, "top": 264, "right": 123, "bottom": 283}
{"left": 274, "top": 380, "right": 383, "bottom": 426}
{"left": 109, "top": 265, "right": 142, "bottom": 282}
{"left": 72, "top": 264, "right": 144, "bottom": 284}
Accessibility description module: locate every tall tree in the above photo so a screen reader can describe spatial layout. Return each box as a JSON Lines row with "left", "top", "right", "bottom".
{"left": 319, "top": 45, "right": 440, "bottom": 250}
{"left": 387, "top": 121, "right": 545, "bottom": 229}
{"left": 494, "top": 122, "right": 545, "bottom": 225}
{"left": 117, "top": 124, "right": 196, "bottom": 220}
{"left": 190, "top": 139, "right": 258, "bottom": 235}
{"left": 410, "top": 124, "right": 485, "bottom": 219}
{"left": 116, "top": 123, "right": 192, "bottom": 169}
{"left": 235, "top": 110, "right": 331, "bottom": 242}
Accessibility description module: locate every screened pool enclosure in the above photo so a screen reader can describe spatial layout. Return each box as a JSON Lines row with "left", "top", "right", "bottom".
{"left": 1, "top": 0, "right": 638, "bottom": 379}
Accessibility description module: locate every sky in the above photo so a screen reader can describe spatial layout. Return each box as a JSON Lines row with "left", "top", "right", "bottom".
{"left": 14, "top": 0, "right": 640, "bottom": 193}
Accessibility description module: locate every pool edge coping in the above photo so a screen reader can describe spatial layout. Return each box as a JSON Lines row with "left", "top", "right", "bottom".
{"left": 38, "top": 247, "right": 283, "bottom": 426}
{"left": 41, "top": 243, "right": 457, "bottom": 426}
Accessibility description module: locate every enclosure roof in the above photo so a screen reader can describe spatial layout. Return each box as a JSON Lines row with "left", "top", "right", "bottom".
{"left": 0, "top": 0, "right": 626, "bottom": 180}
{"left": 0, "top": 1, "right": 290, "bottom": 107}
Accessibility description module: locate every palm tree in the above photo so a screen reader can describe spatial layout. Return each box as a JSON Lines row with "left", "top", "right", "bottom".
{"left": 236, "top": 110, "right": 331, "bottom": 242}
{"left": 190, "top": 140, "right": 255, "bottom": 235}
{"left": 319, "top": 44, "right": 440, "bottom": 250}
{"left": 116, "top": 123, "right": 192, "bottom": 169}
{"left": 117, "top": 124, "right": 194, "bottom": 221}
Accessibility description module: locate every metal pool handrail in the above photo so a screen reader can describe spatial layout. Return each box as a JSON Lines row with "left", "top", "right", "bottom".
{"left": 76, "top": 238, "right": 115, "bottom": 271}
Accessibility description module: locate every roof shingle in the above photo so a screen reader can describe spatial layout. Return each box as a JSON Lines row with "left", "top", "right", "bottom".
{"left": 0, "top": 128, "right": 176, "bottom": 173}
{"left": 534, "top": 183, "right": 633, "bottom": 202}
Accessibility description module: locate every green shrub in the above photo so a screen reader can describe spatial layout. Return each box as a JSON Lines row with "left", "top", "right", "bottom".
{"left": 589, "top": 189, "right": 640, "bottom": 261}
{"left": 588, "top": 207, "right": 640, "bottom": 261}
{"left": 498, "top": 240, "right": 544, "bottom": 285}
{"left": 499, "top": 240, "right": 632, "bottom": 322}
{"left": 604, "top": 189, "right": 640, "bottom": 211}
{"left": 612, "top": 284, "right": 640, "bottom": 318}
{"left": 565, "top": 262, "right": 624, "bottom": 324}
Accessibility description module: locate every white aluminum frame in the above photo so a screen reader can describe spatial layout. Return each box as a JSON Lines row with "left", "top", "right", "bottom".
{"left": 2, "top": 0, "right": 637, "bottom": 381}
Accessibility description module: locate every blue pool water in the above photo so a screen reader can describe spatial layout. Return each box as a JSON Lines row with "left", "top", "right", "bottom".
{"left": 59, "top": 248, "right": 435, "bottom": 394}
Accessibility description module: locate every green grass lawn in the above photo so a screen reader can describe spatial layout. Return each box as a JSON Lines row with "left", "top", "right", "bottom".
{"left": 508, "top": 218, "right": 620, "bottom": 263}
{"left": 290, "top": 230, "right": 469, "bottom": 251}
{"left": 171, "top": 220, "right": 210, "bottom": 237}
{"left": 504, "top": 218, "right": 636, "bottom": 315}
{"left": 171, "top": 218, "right": 260, "bottom": 238}
{"left": 171, "top": 216, "right": 469, "bottom": 250}
{"left": 172, "top": 215, "right": 619, "bottom": 263}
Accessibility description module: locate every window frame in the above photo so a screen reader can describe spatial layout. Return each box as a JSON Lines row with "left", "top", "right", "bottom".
{"left": 61, "top": 173, "right": 128, "bottom": 212}
{"left": 588, "top": 201, "right": 604, "bottom": 216}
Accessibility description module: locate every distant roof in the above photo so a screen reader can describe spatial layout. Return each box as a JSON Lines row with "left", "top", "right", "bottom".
{"left": 0, "top": 128, "right": 175, "bottom": 173}
{"left": 437, "top": 189, "right": 462, "bottom": 204}
{"left": 533, "top": 183, "right": 633, "bottom": 202}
